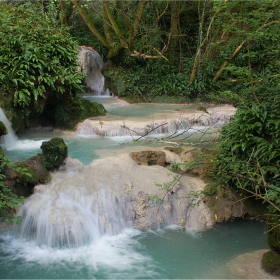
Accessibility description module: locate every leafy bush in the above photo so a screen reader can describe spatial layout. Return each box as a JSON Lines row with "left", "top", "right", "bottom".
{"left": 214, "top": 97, "right": 280, "bottom": 218}
{"left": 0, "top": 150, "right": 26, "bottom": 224}
{"left": 0, "top": 2, "right": 85, "bottom": 129}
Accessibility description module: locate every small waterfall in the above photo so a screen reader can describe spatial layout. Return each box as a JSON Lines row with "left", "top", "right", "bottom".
{"left": 77, "top": 117, "right": 214, "bottom": 138}
{"left": 0, "top": 108, "right": 18, "bottom": 149}
{"left": 77, "top": 46, "right": 110, "bottom": 96}
{"left": 14, "top": 168, "right": 133, "bottom": 248}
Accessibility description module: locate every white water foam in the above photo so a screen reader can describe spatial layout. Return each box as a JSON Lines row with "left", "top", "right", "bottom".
{"left": 0, "top": 228, "right": 156, "bottom": 277}
{"left": 10, "top": 139, "right": 47, "bottom": 150}
{"left": 78, "top": 47, "right": 110, "bottom": 96}
{"left": 0, "top": 108, "right": 18, "bottom": 149}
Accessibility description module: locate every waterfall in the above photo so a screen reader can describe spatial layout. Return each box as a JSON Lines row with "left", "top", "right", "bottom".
{"left": 14, "top": 165, "right": 133, "bottom": 248}
{"left": 0, "top": 108, "right": 18, "bottom": 150}
{"left": 77, "top": 117, "right": 218, "bottom": 138}
{"left": 77, "top": 46, "right": 110, "bottom": 96}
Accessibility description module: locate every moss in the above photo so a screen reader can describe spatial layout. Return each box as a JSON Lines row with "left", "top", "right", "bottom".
{"left": 13, "top": 155, "right": 51, "bottom": 196}
{"left": 262, "top": 250, "right": 280, "bottom": 277}
{"left": 196, "top": 106, "right": 208, "bottom": 113}
{"left": 53, "top": 96, "right": 106, "bottom": 130}
{"left": 0, "top": 121, "right": 8, "bottom": 136}
{"left": 267, "top": 216, "right": 280, "bottom": 253}
{"left": 203, "top": 183, "right": 217, "bottom": 196}
{"left": 40, "top": 137, "right": 68, "bottom": 171}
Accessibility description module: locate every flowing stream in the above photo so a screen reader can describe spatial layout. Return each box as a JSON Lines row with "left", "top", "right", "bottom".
{"left": 0, "top": 97, "right": 270, "bottom": 279}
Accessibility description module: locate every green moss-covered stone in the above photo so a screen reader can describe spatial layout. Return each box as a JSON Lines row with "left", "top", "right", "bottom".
{"left": 196, "top": 106, "right": 208, "bottom": 113}
{"left": 262, "top": 250, "right": 280, "bottom": 277}
{"left": 40, "top": 137, "right": 68, "bottom": 171}
{"left": 267, "top": 216, "right": 280, "bottom": 253}
{"left": 53, "top": 97, "right": 106, "bottom": 130}
{"left": 0, "top": 121, "right": 8, "bottom": 136}
{"left": 3, "top": 154, "right": 50, "bottom": 197}
{"left": 12, "top": 155, "right": 51, "bottom": 196}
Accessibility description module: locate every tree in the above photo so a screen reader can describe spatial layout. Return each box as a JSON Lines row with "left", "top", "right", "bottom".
{"left": 70, "top": 0, "right": 148, "bottom": 60}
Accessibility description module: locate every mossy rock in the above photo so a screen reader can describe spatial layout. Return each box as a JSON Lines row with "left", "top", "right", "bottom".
{"left": 0, "top": 121, "right": 8, "bottom": 136}
{"left": 40, "top": 137, "right": 68, "bottom": 171}
{"left": 53, "top": 96, "right": 106, "bottom": 130}
{"left": 262, "top": 250, "right": 280, "bottom": 277}
{"left": 3, "top": 154, "right": 51, "bottom": 197}
{"left": 196, "top": 106, "right": 209, "bottom": 113}
{"left": 267, "top": 216, "right": 280, "bottom": 253}
{"left": 13, "top": 155, "right": 51, "bottom": 196}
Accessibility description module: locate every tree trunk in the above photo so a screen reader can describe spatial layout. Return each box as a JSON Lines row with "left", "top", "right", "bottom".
{"left": 103, "top": 1, "right": 128, "bottom": 48}
{"left": 70, "top": 0, "right": 109, "bottom": 48}
{"left": 168, "top": 1, "right": 180, "bottom": 65}
{"left": 128, "top": 0, "right": 148, "bottom": 47}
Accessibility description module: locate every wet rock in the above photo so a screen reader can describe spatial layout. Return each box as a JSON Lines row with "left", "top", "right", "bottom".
{"left": 262, "top": 250, "right": 280, "bottom": 277}
{"left": 3, "top": 138, "right": 68, "bottom": 197}
{"left": 130, "top": 151, "right": 166, "bottom": 166}
{"left": 0, "top": 121, "right": 8, "bottom": 136}
{"left": 40, "top": 137, "right": 68, "bottom": 171}
{"left": 164, "top": 146, "right": 215, "bottom": 177}
{"left": 4, "top": 155, "right": 51, "bottom": 197}
{"left": 206, "top": 185, "right": 267, "bottom": 223}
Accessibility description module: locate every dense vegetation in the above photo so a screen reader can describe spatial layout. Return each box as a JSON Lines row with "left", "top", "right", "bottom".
{"left": 0, "top": 2, "right": 86, "bottom": 131}
{"left": 0, "top": 0, "right": 280, "bottom": 268}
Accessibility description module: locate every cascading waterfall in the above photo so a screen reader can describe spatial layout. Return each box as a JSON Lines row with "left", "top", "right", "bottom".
{"left": 77, "top": 46, "right": 110, "bottom": 96}
{"left": 77, "top": 117, "right": 217, "bottom": 138}
{"left": 14, "top": 167, "right": 133, "bottom": 248}
{"left": 0, "top": 108, "right": 18, "bottom": 149}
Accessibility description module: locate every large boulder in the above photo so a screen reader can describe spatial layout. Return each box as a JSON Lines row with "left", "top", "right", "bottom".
{"left": 261, "top": 215, "right": 280, "bottom": 277}
{"left": 262, "top": 250, "right": 280, "bottom": 277}
{"left": 4, "top": 155, "right": 51, "bottom": 197}
{"left": 3, "top": 137, "right": 68, "bottom": 196}
{"left": 40, "top": 137, "right": 68, "bottom": 171}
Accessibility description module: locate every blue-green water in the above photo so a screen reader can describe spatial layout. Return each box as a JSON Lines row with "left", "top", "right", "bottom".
{"left": 0, "top": 221, "right": 268, "bottom": 279}
{"left": 83, "top": 96, "right": 207, "bottom": 119}
{"left": 0, "top": 98, "right": 270, "bottom": 279}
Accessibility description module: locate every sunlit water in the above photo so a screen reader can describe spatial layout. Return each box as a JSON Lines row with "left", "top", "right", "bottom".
{"left": 0, "top": 220, "right": 268, "bottom": 279}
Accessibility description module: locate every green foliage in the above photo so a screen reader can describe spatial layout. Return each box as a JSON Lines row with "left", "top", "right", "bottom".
{"left": 0, "top": 151, "right": 27, "bottom": 224}
{"left": 214, "top": 98, "right": 280, "bottom": 220}
{"left": 52, "top": 97, "right": 106, "bottom": 130}
{"left": 0, "top": 2, "right": 84, "bottom": 115}
{"left": 118, "top": 59, "right": 192, "bottom": 102}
